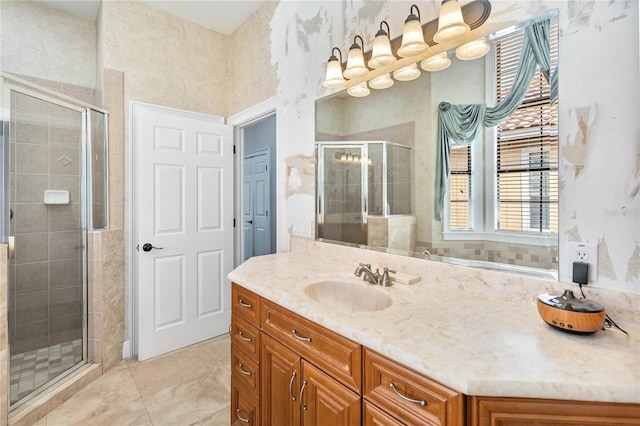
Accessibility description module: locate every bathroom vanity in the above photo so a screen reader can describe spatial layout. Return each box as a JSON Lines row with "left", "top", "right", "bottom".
{"left": 228, "top": 248, "right": 640, "bottom": 425}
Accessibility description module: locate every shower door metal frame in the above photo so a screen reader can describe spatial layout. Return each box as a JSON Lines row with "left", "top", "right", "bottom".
{"left": 0, "top": 74, "right": 107, "bottom": 410}
{"left": 316, "top": 142, "right": 369, "bottom": 245}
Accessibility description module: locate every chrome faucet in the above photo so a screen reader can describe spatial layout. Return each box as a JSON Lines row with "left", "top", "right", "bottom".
{"left": 354, "top": 263, "right": 396, "bottom": 286}
{"left": 354, "top": 263, "right": 380, "bottom": 285}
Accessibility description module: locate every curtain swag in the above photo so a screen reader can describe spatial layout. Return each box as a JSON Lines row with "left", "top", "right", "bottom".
{"left": 434, "top": 19, "right": 557, "bottom": 221}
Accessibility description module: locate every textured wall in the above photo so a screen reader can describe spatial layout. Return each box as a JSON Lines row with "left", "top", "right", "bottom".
{"left": 0, "top": 1, "right": 96, "bottom": 88}
{"left": 266, "top": 1, "right": 639, "bottom": 294}
{"left": 102, "top": 1, "right": 228, "bottom": 117}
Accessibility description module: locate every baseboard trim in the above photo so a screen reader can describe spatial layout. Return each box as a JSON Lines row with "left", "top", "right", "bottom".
{"left": 122, "top": 340, "right": 131, "bottom": 359}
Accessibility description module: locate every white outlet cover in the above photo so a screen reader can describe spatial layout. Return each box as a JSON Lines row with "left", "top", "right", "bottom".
{"left": 566, "top": 242, "right": 598, "bottom": 283}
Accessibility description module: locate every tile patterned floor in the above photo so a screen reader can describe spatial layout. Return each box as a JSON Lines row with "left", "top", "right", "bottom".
{"left": 33, "top": 334, "right": 231, "bottom": 426}
{"left": 10, "top": 339, "right": 84, "bottom": 404}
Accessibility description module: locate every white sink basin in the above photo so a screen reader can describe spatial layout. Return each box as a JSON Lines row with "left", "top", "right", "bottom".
{"left": 304, "top": 280, "right": 393, "bottom": 312}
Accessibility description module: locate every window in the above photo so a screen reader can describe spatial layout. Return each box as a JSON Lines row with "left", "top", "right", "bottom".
{"left": 446, "top": 23, "right": 558, "bottom": 239}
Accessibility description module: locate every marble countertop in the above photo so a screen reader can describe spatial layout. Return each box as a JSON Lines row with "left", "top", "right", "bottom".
{"left": 228, "top": 252, "right": 640, "bottom": 404}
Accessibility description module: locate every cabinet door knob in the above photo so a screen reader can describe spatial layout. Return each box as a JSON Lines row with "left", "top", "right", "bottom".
{"left": 389, "top": 382, "right": 427, "bottom": 406}
{"left": 236, "top": 408, "right": 250, "bottom": 423}
{"left": 288, "top": 371, "right": 297, "bottom": 401}
{"left": 292, "top": 329, "right": 312, "bottom": 342}
{"left": 299, "top": 380, "right": 308, "bottom": 411}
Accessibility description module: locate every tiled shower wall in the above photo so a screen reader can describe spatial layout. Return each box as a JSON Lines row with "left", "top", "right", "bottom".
{"left": 8, "top": 91, "right": 85, "bottom": 355}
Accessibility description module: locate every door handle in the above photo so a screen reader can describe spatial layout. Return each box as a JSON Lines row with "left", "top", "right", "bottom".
{"left": 142, "top": 243, "right": 163, "bottom": 252}
{"left": 245, "top": 220, "right": 253, "bottom": 224}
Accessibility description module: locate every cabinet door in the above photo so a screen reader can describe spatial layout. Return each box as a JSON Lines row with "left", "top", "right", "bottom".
{"left": 261, "top": 334, "right": 301, "bottom": 426}
{"left": 300, "top": 360, "right": 361, "bottom": 426}
{"left": 364, "top": 400, "right": 409, "bottom": 426}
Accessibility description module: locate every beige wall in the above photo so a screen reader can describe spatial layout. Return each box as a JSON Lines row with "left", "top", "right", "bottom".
{"left": 0, "top": 1, "right": 96, "bottom": 88}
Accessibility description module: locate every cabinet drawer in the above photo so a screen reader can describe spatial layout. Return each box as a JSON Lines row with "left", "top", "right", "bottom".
{"left": 364, "top": 349, "right": 464, "bottom": 426}
{"left": 261, "top": 299, "right": 361, "bottom": 393}
{"left": 364, "top": 400, "right": 409, "bottom": 426}
{"left": 231, "top": 313, "right": 261, "bottom": 361}
{"left": 231, "top": 343, "right": 260, "bottom": 396}
{"left": 231, "top": 378, "right": 260, "bottom": 426}
{"left": 232, "top": 283, "right": 261, "bottom": 327}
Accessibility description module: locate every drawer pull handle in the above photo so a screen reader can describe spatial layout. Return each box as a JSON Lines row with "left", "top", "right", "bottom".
{"left": 238, "top": 364, "right": 252, "bottom": 376}
{"left": 389, "top": 382, "right": 427, "bottom": 406}
{"left": 299, "top": 380, "right": 308, "bottom": 411}
{"left": 239, "top": 299, "right": 253, "bottom": 308}
{"left": 238, "top": 331, "right": 252, "bottom": 342}
{"left": 236, "top": 408, "right": 250, "bottom": 423}
{"left": 292, "top": 329, "right": 311, "bottom": 342}
{"left": 288, "top": 371, "right": 297, "bottom": 401}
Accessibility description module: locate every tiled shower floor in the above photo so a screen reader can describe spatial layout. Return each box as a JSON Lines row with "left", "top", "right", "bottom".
{"left": 10, "top": 339, "right": 83, "bottom": 403}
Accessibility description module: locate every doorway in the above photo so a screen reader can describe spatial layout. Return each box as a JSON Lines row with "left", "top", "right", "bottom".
{"left": 240, "top": 116, "right": 277, "bottom": 262}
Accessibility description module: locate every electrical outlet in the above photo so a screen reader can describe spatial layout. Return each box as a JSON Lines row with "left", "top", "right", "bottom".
{"left": 567, "top": 242, "right": 598, "bottom": 283}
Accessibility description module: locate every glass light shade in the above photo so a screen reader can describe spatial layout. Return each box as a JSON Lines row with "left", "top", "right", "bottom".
{"left": 397, "top": 17, "right": 427, "bottom": 57}
{"left": 323, "top": 57, "right": 346, "bottom": 89}
{"left": 421, "top": 52, "right": 452, "bottom": 72}
{"left": 343, "top": 46, "right": 368, "bottom": 79}
{"left": 347, "top": 153, "right": 354, "bottom": 162}
{"left": 369, "top": 73, "right": 394, "bottom": 90}
{"left": 368, "top": 32, "right": 396, "bottom": 68}
{"left": 340, "top": 153, "right": 347, "bottom": 161}
{"left": 393, "top": 63, "right": 421, "bottom": 81}
{"left": 347, "top": 82, "right": 371, "bottom": 97}
{"left": 456, "top": 37, "right": 491, "bottom": 60}
{"left": 433, "top": 0, "right": 470, "bottom": 43}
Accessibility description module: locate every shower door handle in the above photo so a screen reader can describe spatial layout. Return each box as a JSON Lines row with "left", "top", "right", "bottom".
{"left": 142, "top": 243, "right": 163, "bottom": 252}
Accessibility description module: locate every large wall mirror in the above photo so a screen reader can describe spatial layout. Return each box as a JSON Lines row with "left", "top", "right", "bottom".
{"left": 315, "top": 12, "right": 559, "bottom": 280}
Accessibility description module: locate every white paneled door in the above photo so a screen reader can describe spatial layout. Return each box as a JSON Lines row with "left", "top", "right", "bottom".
{"left": 134, "top": 103, "right": 233, "bottom": 361}
{"left": 243, "top": 149, "right": 271, "bottom": 261}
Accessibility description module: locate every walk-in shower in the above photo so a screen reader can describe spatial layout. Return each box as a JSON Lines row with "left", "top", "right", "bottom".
{"left": 316, "top": 141, "right": 414, "bottom": 250}
{"left": 0, "top": 74, "right": 108, "bottom": 406}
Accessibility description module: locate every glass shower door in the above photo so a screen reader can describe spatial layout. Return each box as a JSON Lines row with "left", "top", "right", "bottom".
{"left": 317, "top": 145, "right": 365, "bottom": 245}
{"left": 7, "top": 89, "right": 86, "bottom": 404}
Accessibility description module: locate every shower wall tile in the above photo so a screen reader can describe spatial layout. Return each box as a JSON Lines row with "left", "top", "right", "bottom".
{"left": 15, "top": 203, "right": 48, "bottom": 234}
{"left": 50, "top": 314, "right": 80, "bottom": 334}
{"left": 15, "top": 291, "right": 48, "bottom": 325}
{"left": 15, "top": 95, "right": 50, "bottom": 115}
{"left": 103, "top": 68, "right": 124, "bottom": 231}
{"left": 50, "top": 259, "right": 81, "bottom": 289}
{"left": 14, "top": 113, "right": 49, "bottom": 146}
{"left": 50, "top": 175, "right": 80, "bottom": 203}
{"left": 49, "top": 205, "right": 81, "bottom": 232}
{"left": 0, "top": 247, "right": 7, "bottom": 422}
{"left": 49, "top": 231, "right": 82, "bottom": 260}
{"left": 101, "top": 229, "right": 124, "bottom": 372}
{"left": 15, "top": 262, "right": 48, "bottom": 294}
{"left": 16, "top": 144, "right": 49, "bottom": 174}
{"left": 50, "top": 126, "right": 81, "bottom": 148}
{"left": 50, "top": 147, "right": 80, "bottom": 176}
{"left": 16, "top": 233, "right": 49, "bottom": 264}
{"left": 15, "top": 174, "right": 48, "bottom": 204}
{"left": 50, "top": 287, "right": 80, "bottom": 316}
{"left": 15, "top": 319, "right": 48, "bottom": 341}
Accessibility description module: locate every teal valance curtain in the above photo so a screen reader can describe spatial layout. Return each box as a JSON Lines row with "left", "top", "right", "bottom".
{"left": 434, "top": 19, "right": 556, "bottom": 221}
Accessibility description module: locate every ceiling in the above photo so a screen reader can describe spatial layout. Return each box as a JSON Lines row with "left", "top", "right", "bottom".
{"left": 39, "top": 0, "right": 266, "bottom": 35}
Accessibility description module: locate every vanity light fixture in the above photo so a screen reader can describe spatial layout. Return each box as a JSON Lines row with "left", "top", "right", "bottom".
{"left": 368, "top": 21, "right": 396, "bottom": 68}
{"left": 455, "top": 37, "right": 491, "bottom": 60}
{"left": 393, "top": 63, "right": 421, "bottom": 82}
{"left": 347, "top": 81, "right": 371, "bottom": 97}
{"left": 397, "top": 5, "right": 428, "bottom": 57}
{"left": 323, "top": 47, "right": 347, "bottom": 89}
{"left": 421, "top": 52, "right": 452, "bottom": 72}
{"left": 433, "top": 0, "right": 470, "bottom": 43}
{"left": 369, "top": 73, "right": 395, "bottom": 89}
{"left": 343, "top": 35, "right": 369, "bottom": 79}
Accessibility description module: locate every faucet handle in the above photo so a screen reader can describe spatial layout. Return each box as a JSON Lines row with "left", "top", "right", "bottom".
{"left": 359, "top": 262, "right": 371, "bottom": 268}
{"left": 380, "top": 267, "right": 396, "bottom": 287}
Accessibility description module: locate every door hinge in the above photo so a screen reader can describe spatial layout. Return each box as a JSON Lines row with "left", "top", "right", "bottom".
{"left": 233, "top": 218, "right": 236, "bottom": 228}
{"left": 233, "top": 145, "right": 236, "bottom": 154}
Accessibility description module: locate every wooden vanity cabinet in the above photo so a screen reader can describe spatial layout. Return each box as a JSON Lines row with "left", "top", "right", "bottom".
{"left": 469, "top": 396, "right": 640, "bottom": 426}
{"left": 231, "top": 285, "right": 262, "bottom": 425}
{"left": 364, "top": 349, "right": 465, "bottom": 426}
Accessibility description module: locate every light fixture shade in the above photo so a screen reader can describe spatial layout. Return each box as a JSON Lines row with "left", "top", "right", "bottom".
{"left": 393, "top": 63, "right": 421, "bottom": 81}
{"left": 421, "top": 52, "right": 452, "bottom": 72}
{"left": 323, "top": 57, "right": 346, "bottom": 88}
{"left": 398, "top": 6, "right": 427, "bottom": 58}
{"left": 433, "top": 0, "right": 470, "bottom": 43}
{"left": 455, "top": 37, "right": 490, "bottom": 60}
{"left": 368, "top": 31, "right": 396, "bottom": 68}
{"left": 369, "top": 73, "right": 394, "bottom": 89}
{"left": 347, "top": 82, "right": 371, "bottom": 97}
{"left": 343, "top": 36, "right": 368, "bottom": 79}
